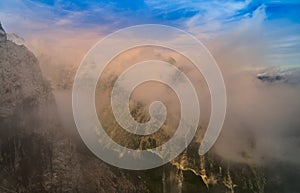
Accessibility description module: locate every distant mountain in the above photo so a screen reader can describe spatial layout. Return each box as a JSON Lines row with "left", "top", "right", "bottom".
{"left": 256, "top": 67, "right": 300, "bottom": 85}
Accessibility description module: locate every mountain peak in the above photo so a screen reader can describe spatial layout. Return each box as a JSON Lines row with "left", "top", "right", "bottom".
{"left": 0, "top": 21, "right": 7, "bottom": 42}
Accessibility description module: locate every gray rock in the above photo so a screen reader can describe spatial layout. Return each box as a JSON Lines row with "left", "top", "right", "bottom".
{"left": 7, "top": 33, "right": 25, "bottom": 45}
{"left": 0, "top": 22, "right": 7, "bottom": 42}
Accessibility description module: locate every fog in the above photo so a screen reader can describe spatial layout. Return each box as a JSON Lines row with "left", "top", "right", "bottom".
{"left": 22, "top": 10, "right": 300, "bottom": 166}
{"left": 207, "top": 12, "right": 300, "bottom": 164}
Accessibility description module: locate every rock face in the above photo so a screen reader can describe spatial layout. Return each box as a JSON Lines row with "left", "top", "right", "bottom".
{"left": 0, "top": 40, "right": 149, "bottom": 193}
{"left": 7, "top": 33, "right": 25, "bottom": 45}
{"left": 0, "top": 22, "right": 7, "bottom": 42}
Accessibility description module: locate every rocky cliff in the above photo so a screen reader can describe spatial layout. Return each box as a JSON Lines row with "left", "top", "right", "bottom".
{"left": 0, "top": 22, "right": 7, "bottom": 42}
{"left": 0, "top": 35, "right": 148, "bottom": 193}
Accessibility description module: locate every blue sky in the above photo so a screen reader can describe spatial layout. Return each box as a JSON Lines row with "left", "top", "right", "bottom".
{"left": 2, "top": 0, "right": 299, "bottom": 29}
{"left": 0, "top": 0, "right": 299, "bottom": 67}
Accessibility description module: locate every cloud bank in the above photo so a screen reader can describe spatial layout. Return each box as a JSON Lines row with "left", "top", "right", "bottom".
{"left": 0, "top": 0, "right": 299, "bottom": 165}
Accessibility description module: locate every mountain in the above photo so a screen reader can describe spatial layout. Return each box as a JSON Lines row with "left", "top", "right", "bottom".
{"left": 256, "top": 67, "right": 300, "bottom": 85}
{"left": 0, "top": 22, "right": 7, "bottom": 42}
{"left": 101, "top": 100, "right": 265, "bottom": 193}
{"left": 0, "top": 31, "right": 148, "bottom": 192}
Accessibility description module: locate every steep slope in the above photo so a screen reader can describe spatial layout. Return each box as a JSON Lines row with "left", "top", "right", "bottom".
{"left": 0, "top": 38, "right": 148, "bottom": 193}
{"left": 0, "top": 38, "right": 61, "bottom": 192}
{"left": 102, "top": 101, "right": 265, "bottom": 193}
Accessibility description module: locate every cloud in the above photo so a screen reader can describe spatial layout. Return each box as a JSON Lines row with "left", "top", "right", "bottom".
{"left": 198, "top": 10, "right": 300, "bottom": 164}
{"left": 0, "top": 0, "right": 150, "bottom": 38}
{"left": 145, "top": 0, "right": 254, "bottom": 31}
{"left": 0, "top": 0, "right": 266, "bottom": 37}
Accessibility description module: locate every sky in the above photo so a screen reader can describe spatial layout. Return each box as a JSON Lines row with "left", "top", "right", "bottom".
{"left": 0, "top": 0, "right": 299, "bottom": 67}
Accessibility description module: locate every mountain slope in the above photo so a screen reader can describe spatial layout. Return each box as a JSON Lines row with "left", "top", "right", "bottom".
{"left": 0, "top": 38, "right": 149, "bottom": 193}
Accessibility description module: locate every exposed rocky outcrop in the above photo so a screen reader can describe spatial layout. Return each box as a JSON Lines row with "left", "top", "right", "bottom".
{"left": 7, "top": 33, "right": 25, "bottom": 46}
{"left": 0, "top": 22, "right": 7, "bottom": 42}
